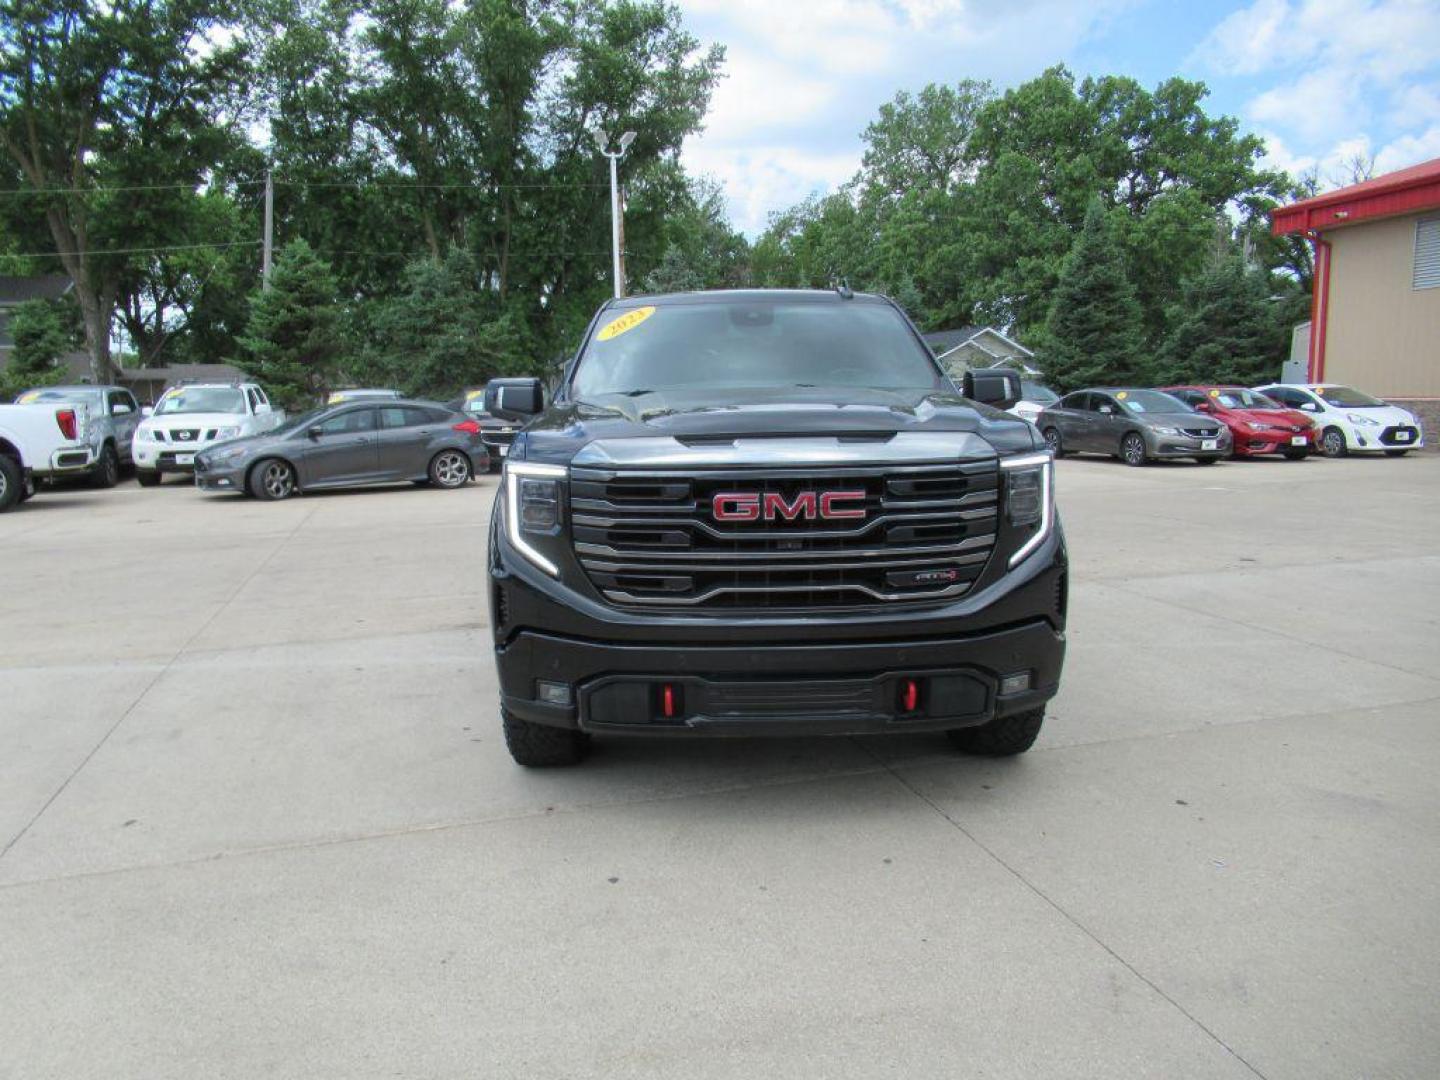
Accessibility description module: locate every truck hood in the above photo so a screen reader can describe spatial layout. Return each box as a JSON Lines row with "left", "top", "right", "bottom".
{"left": 518, "top": 386, "right": 1041, "bottom": 465}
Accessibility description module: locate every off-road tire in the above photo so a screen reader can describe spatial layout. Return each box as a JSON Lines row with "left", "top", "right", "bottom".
{"left": 946, "top": 707, "right": 1045, "bottom": 756}
{"left": 136, "top": 469, "right": 161, "bottom": 487}
{"left": 0, "top": 454, "right": 22, "bottom": 512}
{"left": 91, "top": 444, "right": 120, "bottom": 488}
{"left": 1320, "top": 426, "right": 1347, "bottom": 458}
{"left": 249, "top": 458, "right": 296, "bottom": 500}
{"left": 502, "top": 708, "right": 590, "bottom": 767}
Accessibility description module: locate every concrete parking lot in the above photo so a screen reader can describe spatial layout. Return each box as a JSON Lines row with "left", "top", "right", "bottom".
{"left": 3, "top": 455, "right": 1438, "bottom": 1079}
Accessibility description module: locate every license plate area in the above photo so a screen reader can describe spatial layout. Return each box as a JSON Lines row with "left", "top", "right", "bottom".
{"left": 1201, "top": 439, "right": 1218, "bottom": 451}
{"left": 176, "top": 453, "right": 195, "bottom": 466}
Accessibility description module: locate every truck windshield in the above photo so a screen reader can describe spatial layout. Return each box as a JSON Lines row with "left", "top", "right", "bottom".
{"left": 156, "top": 387, "right": 246, "bottom": 415}
{"left": 571, "top": 298, "right": 944, "bottom": 398}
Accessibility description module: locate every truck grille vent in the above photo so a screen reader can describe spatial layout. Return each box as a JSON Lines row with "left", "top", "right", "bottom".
{"left": 570, "top": 462, "right": 998, "bottom": 610}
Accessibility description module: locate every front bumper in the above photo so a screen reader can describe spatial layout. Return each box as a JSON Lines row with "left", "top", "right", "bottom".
{"left": 195, "top": 459, "right": 247, "bottom": 491}
{"left": 133, "top": 444, "right": 209, "bottom": 473}
{"left": 1233, "top": 430, "right": 1315, "bottom": 456}
{"left": 1148, "top": 432, "right": 1231, "bottom": 458}
{"left": 492, "top": 524, "right": 1067, "bottom": 736}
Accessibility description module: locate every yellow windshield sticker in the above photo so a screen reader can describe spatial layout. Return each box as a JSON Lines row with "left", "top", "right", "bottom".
{"left": 1209, "top": 388, "right": 1221, "bottom": 397}
{"left": 17, "top": 391, "right": 40, "bottom": 404}
{"left": 327, "top": 393, "right": 344, "bottom": 404}
{"left": 1115, "top": 391, "right": 1128, "bottom": 400}
{"left": 465, "top": 389, "right": 484, "bottom": 401}
{"left": 597, "top": 305, "right": 656, "bottom": 341}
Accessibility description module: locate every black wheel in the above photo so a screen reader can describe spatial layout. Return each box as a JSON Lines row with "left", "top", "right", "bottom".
{"left": 1384, "top": 449, "right": 1409, "bottom": 458}
{"left": 1042, "top": 427, "right": 1063, "bottom": 456}
{"left": 0, "top": 454, "right": 22, "bottom": 512}
{"left": 1121, "top": 432, "right": 1148, "bottom": 467}
{"left": 136, "top": 469, "right": 161, "bottom": 487}
{"left": 1193, "top": 456, "right": 1219, "bottom": 465}
{"left": 1283, "top": 448, "right": 1308, "bottom": 460}
{"left": 502, "top": 709, "right": 590, "bottom": 767}
{"left": 1320, "top": 426, "right": 1347, "bottom": 458}
{"left": 429, "top": 449, "right": 470, "bottom": 489}
{"left": 91, "top": 444, "right": 120, "bottom": 488}
{"left": 946, "top": 707, "right": 1045, "bottom": 756}
{"left": 248, "top": 458, "right": 296, "bottom": 500}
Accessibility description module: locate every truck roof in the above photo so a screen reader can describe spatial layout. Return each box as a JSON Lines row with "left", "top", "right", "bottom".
{"left": 609, "top": 288, "right": 890, "bottom": 309}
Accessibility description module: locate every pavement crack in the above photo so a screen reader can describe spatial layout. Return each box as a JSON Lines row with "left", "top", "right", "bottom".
{"left": 0, "top": 507, "right": 318, "bottom": 865}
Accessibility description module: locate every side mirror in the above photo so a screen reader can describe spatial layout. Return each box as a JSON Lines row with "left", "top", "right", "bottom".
{"left": 1193, "top": 401, "right": 1211, "bottom": 412}
{"left": 1098, "top": 404, "right": 1115, "bottom": 415}
{"left": 962, "top": 368, "right": 1021, "bottom": 410}
{"left": 112, "top": 402, "right": 133, "bottom": 416}
{"left": 141, "top": 405, "right": 153, "bottom": 417}
{"left": 485, "top": 377, "right": 544, "bottom": 421}
{"left": 1302, "top": 402, "right": 1320, "bottom": 412}
{"left": 307, "top": 426, "right": 323, "bottom": 440}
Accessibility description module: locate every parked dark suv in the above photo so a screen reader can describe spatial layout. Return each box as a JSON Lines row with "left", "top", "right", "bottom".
{"left": 483, "top": 290, "right": 1068, "bottom": 766}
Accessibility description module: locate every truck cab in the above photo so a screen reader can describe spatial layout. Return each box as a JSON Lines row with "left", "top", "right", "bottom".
{"left": 483, "top": 290, "right": 1067, "bottom": 766}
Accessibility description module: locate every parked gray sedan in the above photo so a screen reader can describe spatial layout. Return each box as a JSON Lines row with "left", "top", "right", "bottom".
{"left": 1038, "top": 388, "right": 1230, "bottom": 466}
{"left": 193, "top": 400, "right": 490, "bottom": 499}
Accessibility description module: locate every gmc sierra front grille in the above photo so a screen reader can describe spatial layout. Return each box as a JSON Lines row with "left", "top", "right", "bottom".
{"left": 569, "top": 462, "right": 999, "bottom": 609}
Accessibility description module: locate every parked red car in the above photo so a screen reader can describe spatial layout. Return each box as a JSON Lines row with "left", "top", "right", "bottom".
{"left": 1162, "top": 386, "right": 1317, "bottom": 459}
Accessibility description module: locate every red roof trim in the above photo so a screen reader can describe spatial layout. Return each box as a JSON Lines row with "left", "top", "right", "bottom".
{"left": 1271, "top": 156, "right": 1440, "bottom": 236}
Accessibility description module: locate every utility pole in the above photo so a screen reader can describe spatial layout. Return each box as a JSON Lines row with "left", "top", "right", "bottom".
{"left": 591, "top": 128, "right": 636, "bottom": 299}
{"left": 262, "top": 168, "right": 274, "bottom": 291}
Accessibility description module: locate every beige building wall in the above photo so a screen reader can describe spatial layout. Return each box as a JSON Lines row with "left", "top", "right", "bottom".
{"left": 1324, "top": 210, "right": 1440, "bottom": 397}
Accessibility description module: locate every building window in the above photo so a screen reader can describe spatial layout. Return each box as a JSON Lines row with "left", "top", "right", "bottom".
{"left": 1416, "top": 218, "right": 1440, "bottom": 290}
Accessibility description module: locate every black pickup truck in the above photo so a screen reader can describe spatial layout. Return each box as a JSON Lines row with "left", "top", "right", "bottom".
{"left": 484, "top": 289, "right": 1066, "bottom": 766}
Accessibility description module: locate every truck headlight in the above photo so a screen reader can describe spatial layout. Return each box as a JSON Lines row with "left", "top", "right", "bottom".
{"left": 1001, "top": 452, "right": 1053, "bottom": 569}
{"left": 504, "top": 462, "right": 567, "bottom": 576}
{"left": 212, "top": 426, "right": 241, "bottom": 440}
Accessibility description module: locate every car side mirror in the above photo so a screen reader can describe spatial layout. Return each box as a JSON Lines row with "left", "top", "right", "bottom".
{"left": 141, "top": 405, "right": 153, "bottom": 417}
{"left": 485, "top": 377, "right": 544, "bottom": 421}
{"left": 112, "top": 403, "right": 133, "bottom": 415}
{"left": 308, "top": 426, "right": 323, "bottom": 440}
{"left": 962, "top": 369, "right": 1021, "bottom": 410}
{"left": 1193, "top": 401, "right": 1211, "bottom": 412}
{"left": 1098, "top": 405, "right": 1115, "bottom": 415}
{"left": 1302, "top": 402, "right": 1319, "bottom": 412}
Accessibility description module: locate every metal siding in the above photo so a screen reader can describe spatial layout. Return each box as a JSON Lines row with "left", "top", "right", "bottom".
{"left": 1324, "top": 213, "right": 1440, "bottom": 397}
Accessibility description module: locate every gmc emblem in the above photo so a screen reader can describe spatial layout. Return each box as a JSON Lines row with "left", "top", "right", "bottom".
{"left": 712, "top": 490, "right": 866, "bottom": 522}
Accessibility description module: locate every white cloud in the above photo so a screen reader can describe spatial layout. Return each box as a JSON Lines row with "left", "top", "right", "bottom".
{"left": 1374, "top": 125, "right": 1440, "bottom": 174}
{"left": 1248, "top": 69, "right": 1363, "bottom": 142}
{"left": 1194, "top": 0, "right": 1291, "bottom": 75}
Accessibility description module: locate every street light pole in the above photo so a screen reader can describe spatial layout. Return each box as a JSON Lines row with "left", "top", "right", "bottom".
{"left": 592, "top": 128, "right": 636, "bottom": 299}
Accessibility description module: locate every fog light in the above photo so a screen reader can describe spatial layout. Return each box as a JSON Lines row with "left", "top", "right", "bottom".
{"left": 536, "top": 680, "right": 572, "bottom": 706}
{"left": 999, "top": 671, "right": 1033, "bottom": 696}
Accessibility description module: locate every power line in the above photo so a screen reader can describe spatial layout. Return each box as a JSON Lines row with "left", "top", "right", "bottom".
{"left": 3, "top": 239, "right": 262, "bottom": 258}
{"left": 0, "top": 181, "right": 265, "bottom": 197}
{"left": 0, "top": 178, "right": 610, "bottom": 197}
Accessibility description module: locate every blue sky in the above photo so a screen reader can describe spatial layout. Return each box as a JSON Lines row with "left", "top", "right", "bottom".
{"left": 676, "top": 0, "right": 1440, "bottom": 235}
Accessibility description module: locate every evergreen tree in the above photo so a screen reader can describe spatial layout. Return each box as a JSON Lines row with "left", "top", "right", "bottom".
{"left": 641, "top": 245, "right": 705, "bottom": 294}
{"left": 1156, "top": 256, "right": 1293, "bottom": 386}
{"left": 1, "top": 300, "right": 70, "bottom": 397}
{"left": 237, "top": 241, "right": 343, "bottom": 409}
{"left": 1043, "top": 198, "right": 1145, "bottom": 391}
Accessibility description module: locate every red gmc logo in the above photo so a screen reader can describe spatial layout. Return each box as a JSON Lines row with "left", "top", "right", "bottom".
{"left": 712, "top": 490, "right": 866, "bottom": 522}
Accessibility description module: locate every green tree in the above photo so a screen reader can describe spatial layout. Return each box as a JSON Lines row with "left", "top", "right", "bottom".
{"left": 360, "top": 249, "right": 531, "bottom": 399}
{"left": 1043, "top": 198, "right": 1145, "bottom": 391}
{"left": 0, "top": 299, "right": 70, "bottom": 396}
{"left": 0, "top": 0, "right": 246, "bottom": 382}
{"left": 1155, "top": 256, "right": 1294, "bottom": 386}
{"left": 237, "top": 240, "right": 343, "bottom": 408}
{"left": 641, "top": 245, "right": 705, "bottom": 294}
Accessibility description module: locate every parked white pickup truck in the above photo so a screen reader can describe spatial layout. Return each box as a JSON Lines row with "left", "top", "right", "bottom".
{"left": 132, "top": 381, "right": 284, "bottom": 485}
{"left": 0, "top": 400, "right": 95, "bottom": 511}
{"left": 12, "top": 384, "right": 143, "bottom": 487}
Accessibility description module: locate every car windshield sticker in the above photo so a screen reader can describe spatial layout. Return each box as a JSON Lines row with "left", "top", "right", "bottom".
{"left": 597, "top": 305, "right": 656, "bottom": 341}
{"left": 328, "top": 393, "right": 344, "bottom": 404}
{"left": 1115, "top": 391, "right": 1128, "bottom": 400}
{"left": 466, "top": 389, "right": 484, "bottom": 401}
{"left": 1209, "top": 389, "right": 1220, "bottom": 397}
{"left": 17, "top": 391, "right": 40, "bottom": 403}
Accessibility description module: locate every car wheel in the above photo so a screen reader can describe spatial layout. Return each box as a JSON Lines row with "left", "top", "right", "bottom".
{"left": 1283, "top": 448, "right": 1308, "bottom": 460}
{"left": 91, "top": 445, "right": 119, "bottom": 488}
{"left": 1320, "top": 426, "right": 1347, "bottom": 457}
{"left": 1042, "top": 427, "right": 1064, "bottom": 456}
{"left": 1121, "top": 432, "right": 1148, "bottom": 467}
{"left": 1384, "top": 449, "right": 1409, "bottom": 457}
{"left": 429, "top": 449, "right": 470, "bottom": 489}
{"left": 1193, "top": 456, "right": 1219, "bottom": 465}
{"left": 946, "top": 707, "right": 1045, "bottom": 756}
{"left": 0, "top": 454, "right": 21, "bottom": 512}
{"left": 249, "top": 458, "right": 296, "bottom": 500}
{"left": 136, "top": 469, "right": 161, "bottom": 487}
{"left": 502, "top": 708, "right": 591, "bottom": 767}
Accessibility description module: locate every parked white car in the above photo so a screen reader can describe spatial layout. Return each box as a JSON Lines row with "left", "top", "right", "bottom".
{"left": 132, "top": 382, "right": 284, "bottom": 485}
{"left": 1007, "top": 379, "right": 1061, "bottom": 424}
{"left": 1254, "top": 383, "right": 1424, "bottom": 458}
{"left": 0, "top": 399, "right": 94, "bottom": 510}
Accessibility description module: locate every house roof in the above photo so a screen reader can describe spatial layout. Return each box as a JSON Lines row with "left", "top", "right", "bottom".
{"left": 921, "top": 326, "right": 980, "bottom": 354}
{"left": 933, "top": 327, "right": 1035, "bottom": 363}
{"left": 121, "top": 363, "right": 248, "bottom": 382}
{"left": 1271, "top": 156, "right": 1440, "bottom": 235}
{"left": 0, "top": 274, "right": 74, "bottom": 305}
